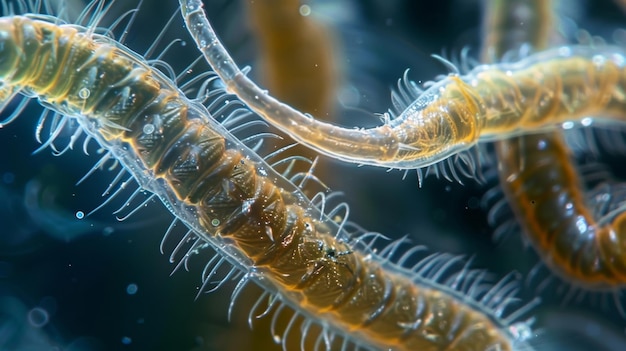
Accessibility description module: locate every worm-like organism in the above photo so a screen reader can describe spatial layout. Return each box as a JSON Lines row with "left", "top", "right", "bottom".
{"left": 0, "top": 2, "right": 536, "bottom": 350}
{"left": 496, "top": 132, "right": 626, "bottom": 291}
{"left": 486, "top": 0, "right": 626, "bottom": 298}
{"left": 179, "top": 0, "right": 626, "bottom": 170}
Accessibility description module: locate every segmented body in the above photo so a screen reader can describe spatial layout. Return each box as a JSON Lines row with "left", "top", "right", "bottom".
{"left": 482, "top": 0, "right": 626, "bottom": 292}
{"left": 496, "top": 133, "right": 626, "bottom": 289}
{"left": 0, "top": 14, "right": 532, "bottom": 351}
{"left": 244, "top": 46, "right": 626, "bottom": 169}
{"left": 179, "top": 0, "right": 626, "bottom": 170}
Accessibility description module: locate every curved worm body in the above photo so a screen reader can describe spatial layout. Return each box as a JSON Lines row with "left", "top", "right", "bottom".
{"left": 0, "top": 13, "right": 533, "bottom": 351}
{"left": 497, "top": 132, "right": 626, "bottom": 289}
{"left": 484, "top": 0, "right": 626, "bottom": 292}
{"left": 179, "top": 0, "right": 626, "bottom": 170}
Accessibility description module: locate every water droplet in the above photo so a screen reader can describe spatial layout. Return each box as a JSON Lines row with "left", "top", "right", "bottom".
{"left": 75, "top": 211, "right": 84, "bottom": 219}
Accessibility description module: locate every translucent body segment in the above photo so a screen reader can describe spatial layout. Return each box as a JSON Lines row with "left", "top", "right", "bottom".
{"left": 485, "top": 0, "right": 626, "bottom": 290}
{"left": 496, "top": 132, "right": 626, "bottom": 289}
{"left": 178, "top": 0, "right": 626, "bottom": 170}
{"left": 0, "top": 13, "right": 533, "bottom": 351}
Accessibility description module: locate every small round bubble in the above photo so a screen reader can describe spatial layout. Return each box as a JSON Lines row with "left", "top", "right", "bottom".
{"left": 78, "top": 88, "right": 90, "bottom": 99}
{"left": 126, "top": 283, "right": 138, "bottom": 295}
{"left": 299, "top": 4, "right": 311, "bottom": 16}
{"left": 28, "top": 307, "right": 49, "bottom": 328}
{"left": 75, "top": 211, "right": 84, "bottom": 219}
{"left": 143, "top": 124, "right": 155, "bottom": 135}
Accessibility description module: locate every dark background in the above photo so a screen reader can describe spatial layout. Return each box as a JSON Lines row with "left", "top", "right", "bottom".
{"left": 1, "top": 0, "right": 626, "bottom": 350}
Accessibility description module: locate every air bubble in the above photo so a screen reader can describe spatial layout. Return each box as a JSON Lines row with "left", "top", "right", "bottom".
{"left": 126, "top": 283, "right": 138, "bottom": 295}
{"left": 299, "top": 4, "right": 311, "bottom": 16}
{"left": 75, "top": 211, "right": 84, "bottom": 219}
{"left": 143, "top": 123, "right": 155, "bottom": 135}
{"left": 78, "top": 88, "right": 90, "bottom": 99}
{"left": 28, "top": 307, "right": 49, "bottom": 328}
